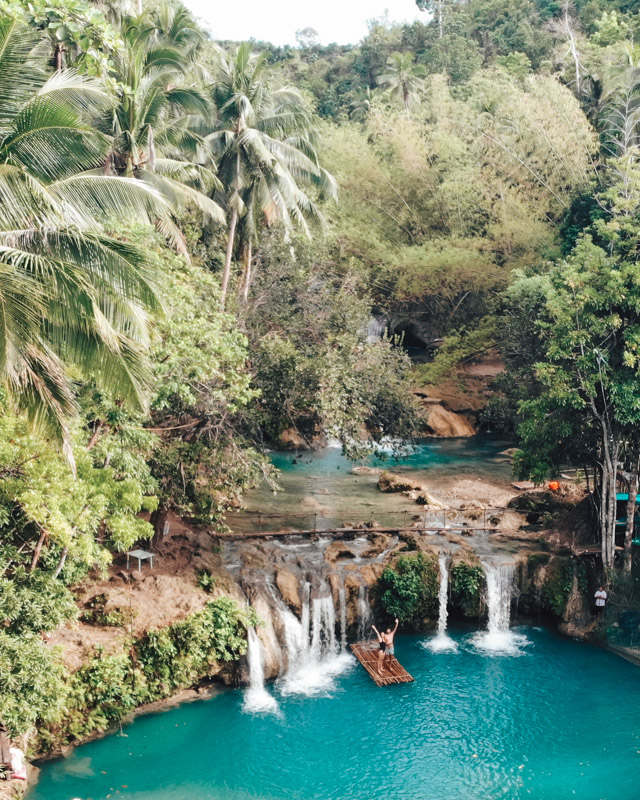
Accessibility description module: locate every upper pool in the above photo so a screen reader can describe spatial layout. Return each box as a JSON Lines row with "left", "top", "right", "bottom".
{"left": 226, "top": 434, "right": 516, "bottom": 532}
{"left": 30, "top": 627, "right": 640, "bottom": 800}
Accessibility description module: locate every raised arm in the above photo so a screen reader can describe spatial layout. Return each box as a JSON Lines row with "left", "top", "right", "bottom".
{"left": 393, "top": 617, "right": 399, "bottom": 633}
{"left": 371, "top": 624, "right": 381, "bottom": 641}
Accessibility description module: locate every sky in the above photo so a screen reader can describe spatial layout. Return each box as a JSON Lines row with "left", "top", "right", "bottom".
{"left": 183, "top": 0, "right": 425, "bottom": 46}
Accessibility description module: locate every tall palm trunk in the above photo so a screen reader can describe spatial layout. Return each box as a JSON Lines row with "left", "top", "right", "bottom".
{"left": 241, "top": 240, "right": 253, "bottom": 302}
{"left": 220, "top": 207, "right": 238, "bottom": 309}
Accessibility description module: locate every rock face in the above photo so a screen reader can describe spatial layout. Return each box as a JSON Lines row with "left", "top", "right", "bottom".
{"left": 423, "top": 403, "right": 475, "bottom": 438}
{"left": 275, "top": 568, "right": 301, "bottom": 614}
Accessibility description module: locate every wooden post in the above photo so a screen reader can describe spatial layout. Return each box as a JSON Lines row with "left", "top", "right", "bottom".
{"left": 258, "top": 513, "right": 262, "bottom": 534}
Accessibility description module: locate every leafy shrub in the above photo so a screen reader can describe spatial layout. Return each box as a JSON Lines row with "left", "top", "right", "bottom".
{"left": 450, "top": 563, "right": 484, "bottom": 617}
{"left": 37, "top": 596, "right": 255, "bottom": 750}
{"left": 0, "top": 572, "right": 77, "bottom": 635}
{"left": 376, "top": 554, "right": 438, "bottom": 627}
{"left": 197, "top": 569, "right": 217, "bottom": 593}
{"left": 0, "top": 632, "right": 67, "bottom": 737}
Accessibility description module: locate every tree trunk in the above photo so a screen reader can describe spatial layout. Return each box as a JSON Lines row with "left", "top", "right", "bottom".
{"left": 241, "top": 240, "right": 253, "bottom": 302}
{"left": 151, "top": 505, "right": 170, "bottom": 552}
{"left": 624, "top": 455, "right": 639, "bottom": 573}
{"left": 438, "top": 0, "right": 444, "bottom": 38}
{"left": 53, "top": 547, "right": 69, "bottom": 579}
{"left": 599, "top": 429, "right": 621, "bottom": 572}
{"left": 220, "top": 208, "right": 238, "bottom": 310}
{"left": 54, "top": 43, "right": 65, "bottom": 72}
{"left": 86, "top": 421, "right": 104, "bottom": 451}
{"left": 29, "top": 527, "right": 48, "bottom": 572}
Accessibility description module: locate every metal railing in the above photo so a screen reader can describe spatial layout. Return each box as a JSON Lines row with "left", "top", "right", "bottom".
{"left": 222, "top": 507, "right": 509, "bottom": 536}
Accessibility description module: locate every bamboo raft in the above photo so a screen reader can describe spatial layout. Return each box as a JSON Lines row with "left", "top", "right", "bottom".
{"left": 350, "top": 642, "right": 414, "bottom": 687}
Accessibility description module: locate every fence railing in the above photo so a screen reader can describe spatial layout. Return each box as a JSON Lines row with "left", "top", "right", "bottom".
{"left": 222, "top": 507, "right": 509, "bottom": 536}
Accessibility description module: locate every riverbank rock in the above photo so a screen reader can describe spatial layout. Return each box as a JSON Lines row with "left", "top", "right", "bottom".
{"left": 0, "top": 780, "right": 27, "bottom": 799}
{"left": 423, "top": 403, "right": 475, "bottom": 438}
{"left": 278, "top": 427, "right": 311, "bottom": 450}
{"left": 275, "top": 567, "right": 301, "bottom": 615}
{"left": 378, "top": 472, "right": 447, "bottom": 509}
{"left": 351, "top": 466, "right": 382, "bottom": 475}
{"left": 378, "top": 472, "right": 421, "bottom": 493}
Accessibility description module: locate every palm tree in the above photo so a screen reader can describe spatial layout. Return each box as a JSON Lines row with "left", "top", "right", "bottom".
{"left": 0, "top": 19, "right": 164, "bottom": 451}
{"left": 101, "top": 4, "right": 224, "bottom": 254}
{"left": 376, "top": 52, "right": 426, "bottom": 112}
{"left": 599, "top": 45, "right": 640, "bottom": 157}
{"left": 206, "top": 43, "right": 337, "bottom": 308}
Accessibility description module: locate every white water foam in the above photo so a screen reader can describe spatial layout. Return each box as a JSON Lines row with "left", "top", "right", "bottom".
{"left": 279, "top": 587, "right": 353, "bottom": 696}
{"left": 424, "top": 552, "right": 458, "bottom": 654}
{"left": 243, "top": 629, "right": 280, "bottom": 714}
{"left": 472, "top": 561, "right": 529, "bottom": 656}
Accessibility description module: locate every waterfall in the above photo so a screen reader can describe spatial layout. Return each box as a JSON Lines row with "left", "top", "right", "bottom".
{"left": 357, "top": 585, "right": 371, "bottom": 641}
{"left": 424, "top": 552, "right": 457, "bottom": 653}
{"left": 437, "top": 552, "right": 450, "bottom": 637}
{"left": 279, "top": 583, "right": 352, "bottom": 696}
{"left": 473, "top": 561, "right": 528, "bottom": 655}
{"left": 338, "top": 583, "right": 347, "bottom": 652}
{"left": 366, "top": 316, "right": 388, "bottom": 343}
{"left": 243, "top": 629, "right": 279, "bottom": 714}
{"left": 310, "top": 593, "right": 338, "bottom": 660}
{"left": 485, "top": 562, "right": 513, "bottom": 635}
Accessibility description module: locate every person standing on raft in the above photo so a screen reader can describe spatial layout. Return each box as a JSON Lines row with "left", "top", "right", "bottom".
{"left": 372, "top": 619, "right": 399, "bottom": 675}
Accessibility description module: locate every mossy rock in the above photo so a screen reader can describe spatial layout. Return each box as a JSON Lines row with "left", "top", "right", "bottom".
{"left": 541, "top": 557, "right": 574, "bottom": 616}
{"left": 526, "top": 552, "right": 550, "bottom": 577}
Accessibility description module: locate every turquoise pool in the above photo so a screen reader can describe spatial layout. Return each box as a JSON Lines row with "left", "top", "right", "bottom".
{"left": 30, "top": 627, "right": 640, "bottom": 800}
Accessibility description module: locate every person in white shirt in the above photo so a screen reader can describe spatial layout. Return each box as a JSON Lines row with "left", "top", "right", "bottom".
{"left": 594, "top": 586, "right": 607, "bottom": 616}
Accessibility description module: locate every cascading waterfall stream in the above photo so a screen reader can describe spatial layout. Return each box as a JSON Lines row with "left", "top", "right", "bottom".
{"left": 424, "top": 552, "right": 457, "bottom": 653}
{"left": 357, "top": 584, "right": 371, "bottom": 641}
{"left": 474, "top": 560, "right": 528, "bottom": 655}
{"left": 338, "top": 582, "right": 347, "bottom": 652}
{"left": 243, "top": 629, "right": 280, "bottom": 714}
{"left": 278, "top": 581, "right": 353, "bottom": 697}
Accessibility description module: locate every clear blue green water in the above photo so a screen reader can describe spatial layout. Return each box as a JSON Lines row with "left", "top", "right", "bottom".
{"left": 227, "top": 435, "right": 514, "bottom": 532}
{"left": 31, "top": 627, "right": 640, "bottom": 800}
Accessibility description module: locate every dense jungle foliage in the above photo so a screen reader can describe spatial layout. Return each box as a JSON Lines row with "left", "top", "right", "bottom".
{"left": 1, "top": 0, "right": 640, "bottom": 741}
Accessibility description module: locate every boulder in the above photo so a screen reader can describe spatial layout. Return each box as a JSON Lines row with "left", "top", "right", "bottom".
{"left": 377, "top": 472, "right": 448, "bottom": 509}
{"left": 361, "top": 533, "right": 390, "bottom": 558}
{"left": 325, "top": 541, "right": 357, "bottom": 563}
{"left": 378, "top": 472, "right": 422, "bottom": 494}
{"left": 351, "top": 466, "right": 383, "bottom": 475}
{"left": 423, "top": 403, "right": 475, "bottom": 438}
{"left": 277, "top": 427, "right": 311, "bottom": 450}
{"left": 275, "top": 567, "right": 301, "bottom": 615}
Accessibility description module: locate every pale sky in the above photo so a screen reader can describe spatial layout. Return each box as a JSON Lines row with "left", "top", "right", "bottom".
{"left": 183, "top": 0, "right": 425, "bottom": 46}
